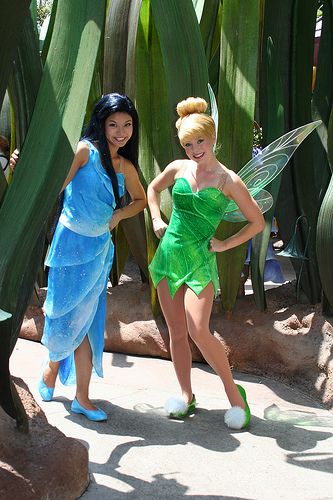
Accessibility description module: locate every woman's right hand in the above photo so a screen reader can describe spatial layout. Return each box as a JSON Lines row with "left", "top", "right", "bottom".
{"left": 9, "top": 149, "right": 20, "bottom": 172}
{"left": 152, "top": 217, "right": 168, "bottom": 239}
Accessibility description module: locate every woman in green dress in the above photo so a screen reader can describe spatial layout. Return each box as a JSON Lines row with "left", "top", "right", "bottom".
{"left": 148, "top": 97, "right": 265, "bottom": 430}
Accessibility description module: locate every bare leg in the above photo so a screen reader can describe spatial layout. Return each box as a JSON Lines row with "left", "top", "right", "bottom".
{"left": 184, "top": 283, "right": 244, "bottom": 409}
{"left": 43, "top": 360, "right": 59, "bottom": 388}
{"left": 74, "top": 335, "right": 96, "bottom": 410}
{"left": 157, "top": 279, "right": 193, "bottom": 403}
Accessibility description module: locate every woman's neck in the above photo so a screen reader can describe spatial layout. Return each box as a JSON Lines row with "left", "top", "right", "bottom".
{"left": 108, "top": 142, "right": 119, "bottom": 160}
{"left": 194, "top": 156, "right": 220, "bottom": 173}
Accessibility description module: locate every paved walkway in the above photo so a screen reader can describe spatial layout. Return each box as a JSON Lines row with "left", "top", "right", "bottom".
{"left": 10, "top": 338, "right": 333, "bottom": 499}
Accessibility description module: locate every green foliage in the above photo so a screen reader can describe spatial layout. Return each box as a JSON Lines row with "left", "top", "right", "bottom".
{"left": 215, "top": 0, "right": 261, "bottom": 312}
{"left": 36, "top": 0, "right": 53, "bottom": 27}
{"left": 315, "top": 0, "right": 333, "bottom": 314}
{"left": 103, "top": 0, "right": 148, "bottom": 284}
{"left": 0, "top": 0, "right": 105, "bottom": 426}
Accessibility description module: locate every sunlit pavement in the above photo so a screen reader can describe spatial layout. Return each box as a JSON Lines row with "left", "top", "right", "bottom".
{"left": 10, "top": 336, "right": 333, "bottom": 500}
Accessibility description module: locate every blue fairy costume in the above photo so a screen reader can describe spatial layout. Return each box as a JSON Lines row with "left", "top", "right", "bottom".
{"left": 41, "top": 140, "right": 124, "bottom": 385}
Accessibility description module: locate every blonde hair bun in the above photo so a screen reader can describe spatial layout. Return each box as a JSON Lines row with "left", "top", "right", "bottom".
{"left": 175, "top": 96, "right": 215, "bottom": 145}
{"left": 176, "top": 97, "right": 208, "bottom": 118}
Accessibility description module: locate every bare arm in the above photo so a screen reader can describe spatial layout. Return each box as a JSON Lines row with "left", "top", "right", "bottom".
{"left": 61, "top": 141, "right": 90, "bottom": 191}
{"left": 109, "top": 160, "right": 147, "bottom": 230}
{"left": 210, "top": 171, "right": 265, "bottom": 252}
{"left": 147, "top": 160, "right": 183, "bottom": 238}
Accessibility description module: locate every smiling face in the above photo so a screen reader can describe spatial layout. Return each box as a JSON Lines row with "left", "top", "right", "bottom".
{"left": 182, "top": 135, "right": 215, "bottom": 163}
{"left": 104, "top": 112, "right": 133, "bottom": 149}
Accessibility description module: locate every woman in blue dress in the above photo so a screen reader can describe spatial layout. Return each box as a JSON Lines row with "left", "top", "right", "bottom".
{"left": 38, "top": 93, "right": 146, "bottom": 421}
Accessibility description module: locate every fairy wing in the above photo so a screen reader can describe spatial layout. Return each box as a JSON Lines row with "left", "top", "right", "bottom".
{"left": 223, "top": 120, "right": 321, "bottom": 222}
{"left": 208, "top": 83, "right": 218, "bottom": 153}
{"left": 223, "top": 189, "right": 273, "bottom": 223}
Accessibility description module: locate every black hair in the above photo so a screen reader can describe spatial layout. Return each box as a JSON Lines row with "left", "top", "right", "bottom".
{"left": 82, "top": 93, "right": 139, "bottom": 208}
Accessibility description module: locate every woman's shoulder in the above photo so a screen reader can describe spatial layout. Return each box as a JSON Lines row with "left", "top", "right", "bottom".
{"left": 224, "top": 167, "right": 243, "bottom": 185}
{"left": 77, "top": 139, "right": 91, "bottom": 150}
{"left": 79, "top": 139, "right": 99, "bottom": 153}
{"left": 222, "top": 166, "right": 247, "bottom": 197}
{"left": 75, "top": 141, "right": 91, "bottom": 167}
{"left": 167, "top": 158, "right": 189, "bottom": 175}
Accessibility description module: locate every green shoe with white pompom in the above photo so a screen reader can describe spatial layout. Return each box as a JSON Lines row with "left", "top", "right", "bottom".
{"left": 165, "top": 394, "right": 196, "bottom": 419}
{"left": 224, "top": 384, "right": 251, "bottom": 430}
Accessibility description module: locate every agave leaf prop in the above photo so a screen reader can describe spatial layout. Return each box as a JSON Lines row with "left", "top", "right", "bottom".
{"left": 0, "top": 1, "right": 31, "bottom": 108}
{"left": 0, "top": 0, "right": 39, "bottom": 430}
{"left": 7, "top": 6, "right": 47, "bottom": 302}
{"left": 104, "top": 0, "right": 141, "bottom": 95}
{"left": 274, "top": 2, "right": 323, "bottom": 304}
{"left": 250, "top": 34, "right": 285, "bottom": 311}
{"left": 196, "top": 0, "right": 222, "bottom": 94}
{"left": 0, "top": 0, "right": 105, "bottom": 426}
{"left": 317, "top": 109, "right": 333, "bottom": 314}
{"left": 215, "top": 0, "right": 261, "bottom": 313}
{"left": 315, "top": 0, "right": 333, "bottom": 314}
{"left": 103, "top": 0, "right": 148, "bottom": 285}
{"left": 223, "top": 121, "right": 321, "bottom": 221}
{"left": 8, "top": 6, "right": 42, "bottom": 152}
{"left": 41, "top": 0, "right": 58, "bottom": 64}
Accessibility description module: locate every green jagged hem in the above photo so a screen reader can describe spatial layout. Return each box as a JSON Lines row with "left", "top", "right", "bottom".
{"left": 150, "top": 273, "right": 219, "bottom": 299}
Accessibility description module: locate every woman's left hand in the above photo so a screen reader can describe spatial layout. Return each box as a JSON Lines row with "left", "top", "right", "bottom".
{"left": 109, "top": 210, "right": 122, "bottom": 231}
{"left": 209, "top": 237, "right": 226, "bottom": 253}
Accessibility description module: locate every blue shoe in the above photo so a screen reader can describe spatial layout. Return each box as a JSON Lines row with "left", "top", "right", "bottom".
{"left": 71, "top": 398, "right": 107, "bottom": 422}
{"left": 38, "top": 375, "right": 54, "bottom": 402}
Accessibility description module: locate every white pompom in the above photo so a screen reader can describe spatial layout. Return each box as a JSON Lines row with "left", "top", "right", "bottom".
{"left": 224, "top": 406, "right": 246, "bottom": 430}
{"left": 164, "top": 396, "right": 188, "bottom": 415}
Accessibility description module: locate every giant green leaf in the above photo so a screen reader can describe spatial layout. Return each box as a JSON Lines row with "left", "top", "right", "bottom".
{"left": 0, "top": 0, "right": 105, "bottom": 425}
{"left": 0, "top": 1, "right": 31, "bottom": 108}
{"left": 216, "top": 0, "right": 261, "bottom": 313}
{"left": 103, "top": 0, "right": 148, "bottom": 285}
{"left": 8, "top": 12, "right": 42, "bottom": 150}
{"left": 315, "top": 0, "right": 333, "bottom": 314}
{"left": 275, "top": 2, "right": 323, "bottom": 304}
{"left": 251, "top": 33, "right": 285, "bottom": 311}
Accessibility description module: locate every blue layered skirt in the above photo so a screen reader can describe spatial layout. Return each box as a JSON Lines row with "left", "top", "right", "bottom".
{"left": 41, "top": 222, "right": 113, "bottom": 385}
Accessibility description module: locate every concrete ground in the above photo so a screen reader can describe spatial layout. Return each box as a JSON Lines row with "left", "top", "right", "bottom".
{"left": 10, "top": 338, "right": 333, "bottom": 500}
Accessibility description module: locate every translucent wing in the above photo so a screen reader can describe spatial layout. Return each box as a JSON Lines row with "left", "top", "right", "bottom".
{"left": 208, "top": 83, "right": 218, "bottom": 152}
{"left": 223, "top": 189, "right": 273, "bottom": 222}
{"left": 208, "top": 83, "right": 218, "bottom": 133}
{"left": 223, "top": 120, "right": 321, "bottom": 222}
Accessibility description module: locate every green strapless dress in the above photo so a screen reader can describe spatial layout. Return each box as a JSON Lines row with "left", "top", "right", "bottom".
{"left": 149, "top": 177, "right": 230, "bottom": 297}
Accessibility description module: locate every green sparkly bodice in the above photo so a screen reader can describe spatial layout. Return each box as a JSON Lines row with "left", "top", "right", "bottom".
{"left": 149, "top": 177, "right": 230, "bottom": 297}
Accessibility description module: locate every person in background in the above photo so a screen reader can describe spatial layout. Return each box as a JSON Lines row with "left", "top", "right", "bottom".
{"left": 0, "top": 135, "right": 10, "bottom": 179}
